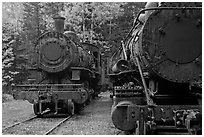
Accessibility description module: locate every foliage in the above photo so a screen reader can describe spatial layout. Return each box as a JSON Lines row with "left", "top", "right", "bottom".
{"left": 2, "top": 2, "right": 24, "bottom": 34}
{"left": 108, "top": 2, "right": 145, "bottom": 54}
{"left": 2, "top": 3, "right": 24, "bottom": 93}
{"left": 60, "top": 2, "right": 124, "bottom": 46}
{"left": 2, "top": 34, "right": 18, "bottom": 88}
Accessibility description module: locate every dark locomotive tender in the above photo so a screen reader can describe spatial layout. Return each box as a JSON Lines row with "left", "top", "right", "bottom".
{"left": 16, "top": 15, "right": 102, "bottom": 116}
{"left": 109, "top": 2, "right": 201, "bottom": 134}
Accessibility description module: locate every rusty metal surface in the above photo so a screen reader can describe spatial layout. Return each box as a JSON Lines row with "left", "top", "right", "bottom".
{"left": 140, "top": 5, "right": 202, "bottom": 83}
{"left": 16, "top": 84, "right": 85, "bottom": 104}
{"left": 111, "top": 101, "right": 136, "bottom": 131}
{"left": 36, "top": 31, "right": 76, "bottom": 73}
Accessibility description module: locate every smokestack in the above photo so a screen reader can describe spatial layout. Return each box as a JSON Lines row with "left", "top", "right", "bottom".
{"left": 53, "top": 15, "right": 65, "bottom": 33}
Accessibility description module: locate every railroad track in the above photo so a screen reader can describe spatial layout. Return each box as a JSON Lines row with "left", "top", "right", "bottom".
{"left": 2, "top": 110, "right": 50, "bottom": 131}
{"left": 44, "top": 115, "right": 72, "bottom": 135}
{"left": 2, "top": 115, "right": 38, "bottom": 131}
{"left": 3, "top": 112, "right": 73, "bottom": 135}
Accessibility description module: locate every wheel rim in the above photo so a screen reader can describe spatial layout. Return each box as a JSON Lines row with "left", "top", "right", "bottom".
{"left": 67, "top": 100, "right": 74, "bottom": 115}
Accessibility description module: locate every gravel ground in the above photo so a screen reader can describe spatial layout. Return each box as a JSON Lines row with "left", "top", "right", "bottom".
{"left": 2, "top": 99, "right": 34, "bottom": 129}
{"left": 50, "top": 91, "right": 121, "bottom": 135}
{"left": 3, "top": 117, "right": 66, "bottom": 135}
{"left": 2, "top": 92, "right": 122, "bottom": 135}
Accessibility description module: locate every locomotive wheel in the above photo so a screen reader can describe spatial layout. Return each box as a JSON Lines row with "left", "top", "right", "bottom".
{"left": 84, "top": 82, "right": 92, "bottom": 105}
{"left": 67, "top": 100, "right": 74, "bottom": 115}
{"left": 111, "top": 101, "right": 136, "bottom": 131}
{"left": 86, "top": 92, "right": 92, "bottom": 105}
{"left": 33, "top": 101, "right": 48, "bottom": 117}
{"left": 73, "top": 88, "right": 89, "bottom": 104}
{"left": 33, "top": 102, "right": 42, "bottom": 117}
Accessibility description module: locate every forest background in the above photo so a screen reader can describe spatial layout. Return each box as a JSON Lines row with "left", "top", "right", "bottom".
{"left": 2, "top": 2, "right": 145, "bottom": 95}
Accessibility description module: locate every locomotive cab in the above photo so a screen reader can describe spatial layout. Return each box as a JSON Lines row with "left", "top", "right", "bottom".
{"left": 81, "top": 42, "right": 101, "bottom": 73}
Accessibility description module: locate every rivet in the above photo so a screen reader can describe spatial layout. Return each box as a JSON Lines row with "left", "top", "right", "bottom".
{"left": 176, "top": 113, "right": 181, "bottom": 117}
{"left": 194, "top": 58, "right": 199, "bottom": 63}
{"left": 176, "top": 121, "right": 181, "bottom": 125}
{"left": 131, "top": 112, "right": 135, "bottom": 118}
{"left": 196, "top": 19, "right": 201, "bottom": 27}
{"left": 161, "top": 118, "right": 166, "bottom": 122}
{"left": 151, "top": 117, "right": 155, "bottom": 120}
{"left": 175, "top": 14, "right": 181, "bottom": 22}
{"left": 161, "top": 108, "right": 164, "bottom": 112}
{"left": 159, "top": 28, "right": 165, "bottom": 35}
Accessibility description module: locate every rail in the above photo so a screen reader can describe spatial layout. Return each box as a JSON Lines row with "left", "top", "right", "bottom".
{"left": 2, "top": 115, "right": 38, "bottom": 131}
{"left": 2, "top": 110, "right": 50, "bottom": 131}
{"left": 44, "top": 115, "right": 72, "bottom": 135}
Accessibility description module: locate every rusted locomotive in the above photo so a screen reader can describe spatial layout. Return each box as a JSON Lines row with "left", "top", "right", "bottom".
{"left": 109, "top": 2, "right": 202, "bottom": 134}
{"left": 16, "top": 15, "right": 102, "bottom": 116}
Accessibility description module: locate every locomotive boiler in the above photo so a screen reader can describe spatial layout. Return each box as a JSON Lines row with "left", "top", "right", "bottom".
{"left": 109, "top": 2, "right": 201, "bottom": 134}
{"left": 16, "top": 15, "right": 102, "bottom": 116}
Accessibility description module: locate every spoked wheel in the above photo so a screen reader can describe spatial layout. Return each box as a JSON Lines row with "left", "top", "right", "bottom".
{"left": 67, "top": 100, "right": 74, "bottom": 115}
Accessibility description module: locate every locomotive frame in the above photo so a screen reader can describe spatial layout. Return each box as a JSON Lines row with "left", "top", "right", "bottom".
{"left": 109, "top": 3, "right": 202, "bottom": 135}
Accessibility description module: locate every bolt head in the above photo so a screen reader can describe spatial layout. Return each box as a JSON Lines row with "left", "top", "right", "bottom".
{"left": 196, "top": 19, "right": 201, "bottom": 27}
{"left": 175, "top": 14, "right": 181, "bottom": 21}
{"left": 176, "top": 121, "right": 181, "bottom": 125}
{"left": 176, "top": 113, "right": 181, "bottom": 117}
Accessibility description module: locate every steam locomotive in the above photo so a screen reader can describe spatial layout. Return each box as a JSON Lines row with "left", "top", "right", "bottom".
{"left": 16, "top": 15, "right": 102, "bottom": 116}
{"left": 109, "top": 2, "right": 201, "bottom": 134}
